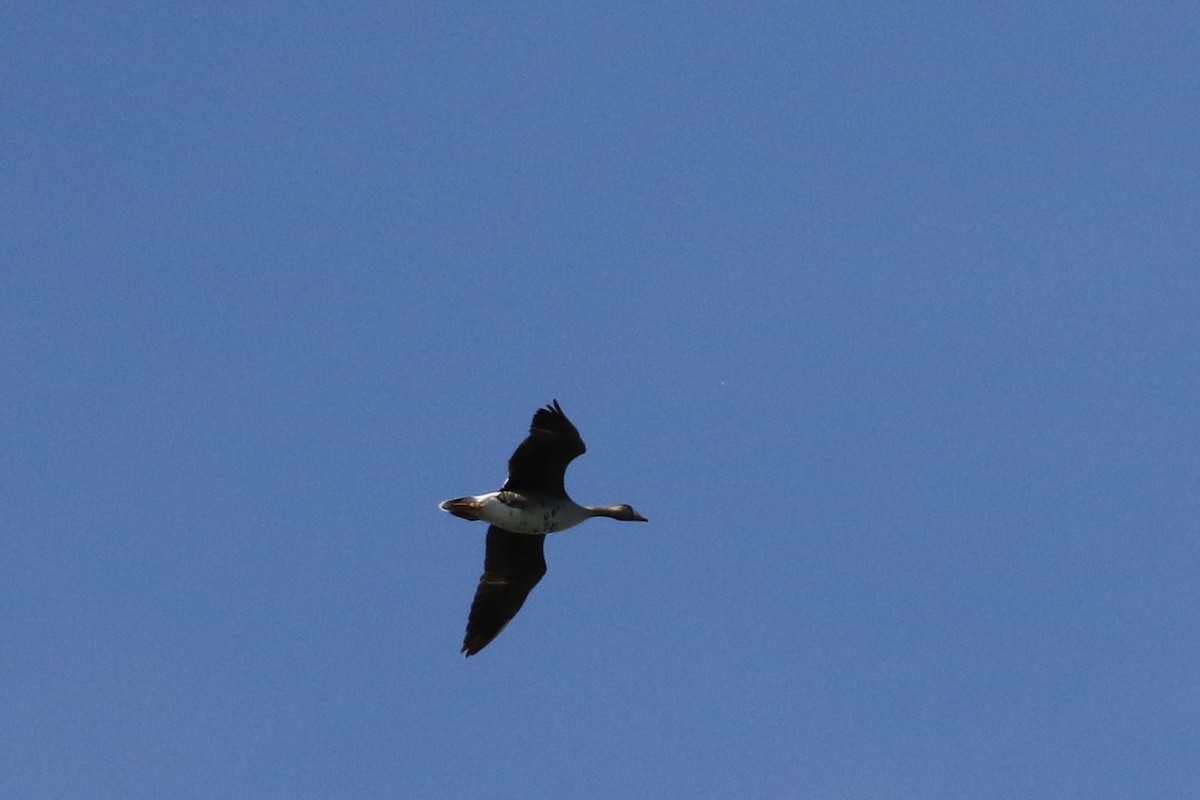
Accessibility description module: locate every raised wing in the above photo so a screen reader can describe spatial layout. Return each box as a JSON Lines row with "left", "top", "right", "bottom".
{"left": 502, "top": 399, "right": 586, "bottom": 495}
{"left": 461, "top": 526, "right": 548, "bottom": 656}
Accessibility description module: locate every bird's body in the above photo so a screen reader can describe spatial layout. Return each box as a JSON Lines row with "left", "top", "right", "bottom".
{"left": 440, "top": 491, "right": 637, "bottom": 534}
{"left": 440, "top": 400, "right": 646, "bottom": 656}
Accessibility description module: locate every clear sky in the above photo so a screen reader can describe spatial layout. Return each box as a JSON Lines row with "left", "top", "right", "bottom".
{"left": 3, "top": 3, "right": 1198, "bottom": 798}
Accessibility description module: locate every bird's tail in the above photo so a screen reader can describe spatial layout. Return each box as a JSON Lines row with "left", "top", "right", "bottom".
{"left": 439, "top": 497, "right": 484, "bottom": 521}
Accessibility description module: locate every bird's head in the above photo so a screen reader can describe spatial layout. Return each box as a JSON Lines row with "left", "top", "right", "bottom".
{"left": 612, "top": 504, "right": 648, "bottom": 522}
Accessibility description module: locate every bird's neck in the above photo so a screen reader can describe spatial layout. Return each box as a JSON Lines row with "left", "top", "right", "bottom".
{"left": 584, "top": 505, "right": 626, "bottom": 519}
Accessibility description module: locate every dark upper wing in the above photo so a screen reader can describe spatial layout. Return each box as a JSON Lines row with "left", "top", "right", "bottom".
{"left": 461, "top": 526, "right": 548, "bottom": 656}
{"left": 501, "top": 399, "right": 586, "bottom": 495}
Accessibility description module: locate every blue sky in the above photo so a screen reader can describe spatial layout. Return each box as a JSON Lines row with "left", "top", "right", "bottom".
{"left": 3, "top": 3, "right": 1198, "bottom": 797}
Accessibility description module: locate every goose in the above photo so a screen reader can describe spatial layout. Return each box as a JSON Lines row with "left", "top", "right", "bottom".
{"left": 440, "top": 399, "right": 647, "bottom": 656}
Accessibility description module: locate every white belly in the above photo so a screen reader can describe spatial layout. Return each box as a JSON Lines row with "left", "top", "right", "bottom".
{"left": 475, "top": 492, "right": 588, "bottom": 534}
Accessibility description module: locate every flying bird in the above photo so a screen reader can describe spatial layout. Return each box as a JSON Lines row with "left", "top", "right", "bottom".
{"left": 440, "top": 400, "right": 647, "bottom": 656}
